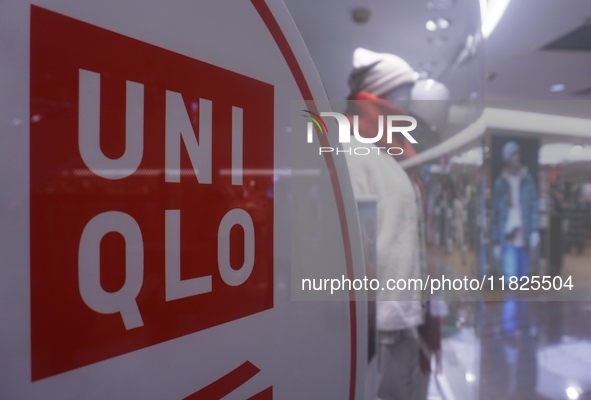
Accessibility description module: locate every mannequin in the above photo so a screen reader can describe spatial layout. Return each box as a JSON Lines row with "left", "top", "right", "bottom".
{"left": 344, "top": 48, "right": 449, "bottom": 400}
{"left": 491, "top": 141, "right": 539, "bottom": 279}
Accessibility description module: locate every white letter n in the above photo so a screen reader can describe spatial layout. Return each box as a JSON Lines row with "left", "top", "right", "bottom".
{"left": 165, "top": 91, "right": 212, "bottom": 183}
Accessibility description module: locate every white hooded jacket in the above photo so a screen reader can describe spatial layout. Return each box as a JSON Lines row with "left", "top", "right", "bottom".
{"left": 344, "top": 137, "right": 423, "bottom": 331}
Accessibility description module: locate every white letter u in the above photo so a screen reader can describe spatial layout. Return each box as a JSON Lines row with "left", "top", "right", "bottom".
{"left": 78, "top": 69, "right": 144, "bottom": 180}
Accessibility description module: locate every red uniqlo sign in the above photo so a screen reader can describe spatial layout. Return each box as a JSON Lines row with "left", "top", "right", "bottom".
{"left": 30, "top": 6, "right": 274, "bottom": 381}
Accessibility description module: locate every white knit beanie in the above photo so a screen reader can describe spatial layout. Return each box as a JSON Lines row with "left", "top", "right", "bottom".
{"left": 348, "top": 48, "right": 417, "bottom": 97}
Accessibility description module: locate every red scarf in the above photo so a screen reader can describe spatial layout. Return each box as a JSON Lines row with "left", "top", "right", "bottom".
{"left": 345, "top": 91, "right": 416, "bottom": 160}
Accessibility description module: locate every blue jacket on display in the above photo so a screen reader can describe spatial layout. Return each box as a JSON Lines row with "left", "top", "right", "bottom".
{"left": 490, "top": 167, "right": 539, "bottom": 246}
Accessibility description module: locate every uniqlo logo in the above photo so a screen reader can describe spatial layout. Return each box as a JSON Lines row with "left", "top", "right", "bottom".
{"left": 30, "top": 6, "right": 274, "bottom": 380}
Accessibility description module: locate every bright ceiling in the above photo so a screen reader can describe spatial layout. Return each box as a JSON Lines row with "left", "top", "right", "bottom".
{"left": 284, "top": 0, "right": 591, "bottom": 117}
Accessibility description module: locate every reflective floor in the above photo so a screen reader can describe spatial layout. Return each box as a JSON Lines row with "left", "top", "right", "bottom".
{"left": 414, "top": 238, "right": 591, "bottom": 400}
{"left": 436, "top": 300, "right": 591, "bottom": 400}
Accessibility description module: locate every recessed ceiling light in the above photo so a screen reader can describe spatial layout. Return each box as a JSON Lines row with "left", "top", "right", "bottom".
{"left": 550, "top": 83, "right": 566, "bottom": 92}
{"left": 465, "top": 372, "right": 476, "bottom": 382}
{"left": 566, "top": 386, "right": 580, "bottom": 400}
{"left": 427, "top": 18, "right": 451, "bottom": 31}
{"left": 426, "top": 20, "right": 438, "bottom": 31}
{"left": 437, "top": 17, "right": 451, "bottom": 29}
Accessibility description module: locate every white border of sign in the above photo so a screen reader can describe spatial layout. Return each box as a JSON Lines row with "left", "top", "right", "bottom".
{"left": 0, "top": 1, "right": 367, "bottom": 399}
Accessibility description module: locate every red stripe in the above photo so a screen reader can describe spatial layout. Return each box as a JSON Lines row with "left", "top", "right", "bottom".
{"left": 251, "top": 1, "right": 357, "bottom": 399}
{"left": 184, "top": 361, "right": 260, "bottom": 400}
{"left": 248, "top": 386, "right": 273, "bottom": 399}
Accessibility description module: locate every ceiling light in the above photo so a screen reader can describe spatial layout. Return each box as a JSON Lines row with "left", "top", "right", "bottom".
{"left": 465, "top": 372, "right": 476, "bottom": 382}
{"left": 566, "top": 386, "right": 580, "bottom": 400}
{"left": 437, "top": 17, "right": 451, "bottom": 29}
{"left": 479, "top": 0, "right": 488, "bottom": 24}
{"left": 426, "top": 18, "right": 451, "bottom": 32}
{"left": 481, "top": 0, "right": 512, "bottom": 39}
{"left": 550, "top": 83, "right": 566, "bottom": 92}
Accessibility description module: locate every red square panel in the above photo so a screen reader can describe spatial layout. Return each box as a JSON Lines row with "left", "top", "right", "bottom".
{"left": 30, "top": 6, "right": 274, "bottom": 381}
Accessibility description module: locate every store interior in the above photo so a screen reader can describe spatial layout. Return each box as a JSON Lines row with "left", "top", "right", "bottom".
{"left": 286, "top": 0, "right": 591, "bottom": 398}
